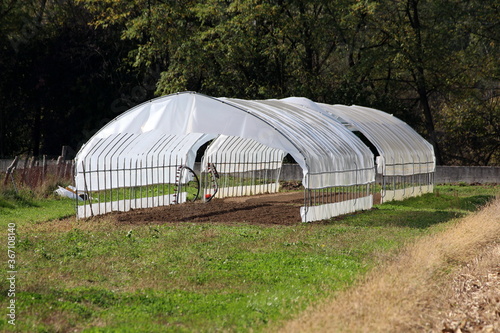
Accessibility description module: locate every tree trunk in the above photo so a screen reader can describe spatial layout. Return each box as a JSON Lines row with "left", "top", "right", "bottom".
{"left": 407, "top": 0, "right": 443, "bottom": 165}
{"left": 416, "top": 78, "right": 443, "bottom": 165}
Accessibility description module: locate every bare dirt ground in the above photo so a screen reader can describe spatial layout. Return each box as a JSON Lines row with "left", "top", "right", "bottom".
{"left": 108, "top": 190, "right": 376, "bottom": 226}
{"left": 277, "top": 199, "right": 500, "bottom": 333}
{"left": 111, "top": 191, "right": 304, "bottom": 226}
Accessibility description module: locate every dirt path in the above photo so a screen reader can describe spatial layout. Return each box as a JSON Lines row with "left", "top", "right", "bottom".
{"left": 277, "top": 199, "right": 500, "bottom": 332}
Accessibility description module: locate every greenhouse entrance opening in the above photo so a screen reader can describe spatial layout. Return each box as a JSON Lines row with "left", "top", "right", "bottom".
{"left": 201, "top": 135, "right": 285, "bottom": 200}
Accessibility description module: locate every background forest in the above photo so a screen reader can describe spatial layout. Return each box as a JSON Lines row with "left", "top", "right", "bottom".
{"left": 0, "top": 0, "right": 498, "bottom": 165}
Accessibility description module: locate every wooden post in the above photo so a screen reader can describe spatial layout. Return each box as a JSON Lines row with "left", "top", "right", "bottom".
{"left": 42, "top": 155, "right": 47, "bottom": 184}
{"left": 33, "top": 158, "right": 39, "bottom": 188}
{"left": 61, "top": 146, "right": 68, "bottom": 160}
{"left": 28, "top": 157, "right": 35, "bottom": 188}
{"left": 56, "top": 155, "right": 63, "bottom": 178}
{"left": 21, "top": 156, "right": 29, "bottom": 185}
{"left": 3, "top": 156, "right": 19, "bottom": 186}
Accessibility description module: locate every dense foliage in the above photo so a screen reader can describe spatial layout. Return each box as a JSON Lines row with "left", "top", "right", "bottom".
{"left": 1, "top": 0, "right": 498, "bottom": 165}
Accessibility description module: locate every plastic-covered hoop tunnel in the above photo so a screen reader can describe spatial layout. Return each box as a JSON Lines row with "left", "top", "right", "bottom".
{"left": 74, "top": 91, "right": 434, "bottom": 222}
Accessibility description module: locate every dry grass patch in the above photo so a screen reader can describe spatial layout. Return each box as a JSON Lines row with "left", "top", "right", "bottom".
{"left": 277, "top": 198, "right": 500, "bottom": 333}
{"left": 419, "top": 243, "right": 500, "bottom": 332}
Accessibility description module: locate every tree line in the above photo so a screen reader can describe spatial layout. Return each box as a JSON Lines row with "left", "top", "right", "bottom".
{"left": 1, "top": 0, "right": 498, "bottom": 165}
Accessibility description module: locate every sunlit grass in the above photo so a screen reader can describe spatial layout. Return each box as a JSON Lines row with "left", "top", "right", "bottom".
{"left": 0, "top": 185, "right": 497, "bottom": 332}
{"left": 0, "top": 193, "right": 74, "bottom": 225}
{"left": 79, "top": 181, "right": 201, "bottom": 205}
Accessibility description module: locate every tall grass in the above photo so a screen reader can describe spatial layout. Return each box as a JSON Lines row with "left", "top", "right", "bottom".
{"left": 0, "top": 185, "right": 497, "bottom": 332}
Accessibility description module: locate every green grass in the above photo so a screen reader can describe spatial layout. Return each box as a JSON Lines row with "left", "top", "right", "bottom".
{"left": 0, "top": 185, "right": 497, "bottom": 332}
{"left": 79, "top": 182, "right": 201, "bottom": 206}
{"left": 0, "top": 190, "right": 75, "bottom": 225}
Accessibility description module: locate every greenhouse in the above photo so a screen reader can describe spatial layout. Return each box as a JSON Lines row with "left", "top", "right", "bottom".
{"left": 317, "top": 103, "right": 435, "bottom": 202}
{"left": 280, "top": 98, "right": 435, "bottom": 203}
{"left": 75, "top": 91, "right": 434, "bottom": 222}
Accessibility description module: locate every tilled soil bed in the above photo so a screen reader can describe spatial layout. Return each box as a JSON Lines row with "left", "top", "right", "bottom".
{"left": 110, "top": 191, "right": 304, "bottom": 225}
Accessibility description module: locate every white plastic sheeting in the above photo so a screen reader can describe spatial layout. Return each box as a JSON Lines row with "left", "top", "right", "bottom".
{"left": 317, "top": 104, "right": 435, "bottom": 176}
{"left": 76, "top": 92, "right": 376, "bottom": 191}
{"left": 221, "top": 98, "right": 375, "bottom": 188}
{"left": 77, "top": 192, "right": 186, "bottom": 219}
{"left": 74, "top": 91, "right": 435, "bottom": 222}
{"left": 301, "top": 195, "right": 373, "bottom": 223}
{"left": 201, "top": 135, "right": 285, "bottom": 173}
{"left": 75, "top": 131, "right": 214, "bottom": 191}
{"left": 201, "top": 135, "right": 285, "bottom": 198}
{"left": 280, "top": 97, "right": 435, "bottom": 177}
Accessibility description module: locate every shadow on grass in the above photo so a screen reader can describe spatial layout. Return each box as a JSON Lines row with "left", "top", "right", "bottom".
{"left": 457, "top": 195, "right": 496, "bottom": 211}
{"left": 0, "top": 190, "right": 40, "bottom": 209}
{"left": 331, "top": 194, "right": 495, "bottom": 229}
{"left": 0, "top": 198, "right": 16, "bottom": 209}
{"left": 338, "top": 209, "right": 465, "bottom": 229}
{"left": 387, "top": 194, "right": 494, "bottom": 212}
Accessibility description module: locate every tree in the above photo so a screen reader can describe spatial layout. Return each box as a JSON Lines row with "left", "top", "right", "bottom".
{"left": 435, "top": 0, "right": 500, "bottom": 165}
{"left": 438, "top": 91, "right": 499, "bottom": 165}
{"left": 134, "top": 0, "right": 380, "bottom": 101}
{"left": 0, "top": 0, "right": 141, "bottom": 157}
{"left": 3, "top": 0, "right": 497, "bottom": 165}
{"left": 360, "top": 0, "right": 500, "bottom": 165}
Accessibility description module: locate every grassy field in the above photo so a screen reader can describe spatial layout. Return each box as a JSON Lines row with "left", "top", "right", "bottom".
{"left": 279, "top": 192, "right": 500, "bottom": 332}
{"left": 0, "top": 185, "right": 498, "bottom": 332}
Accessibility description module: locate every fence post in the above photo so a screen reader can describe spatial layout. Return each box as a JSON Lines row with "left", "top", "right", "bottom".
{"left": 32, "top": 157, "right": 39, "bottom": 188}
{"left": 21, "top": 156, "right": 29, "bottom": 185}
{"left": 56, "top": 155, "right": 63, "bottom": 178}
{"left": 3, "top": 156, "right": 19, "bottom": 186}
{"left": 42, "top": 155, "right": 47, "bottom": 184}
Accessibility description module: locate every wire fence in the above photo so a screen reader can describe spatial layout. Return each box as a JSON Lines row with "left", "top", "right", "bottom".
{"left": 2, "top": 154, "right": 435, "bottom": 223}
{"left": 75, "top": 156, "right": 196, "bottom": 218}
{"left": 301, "top": 183, "right": 374, "bottom": 222}
{"left": 380, "top": 172, "right": 434, "bottom": 203}
{"left": 201, "top": 163, "right": 283, "bottom": 200}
